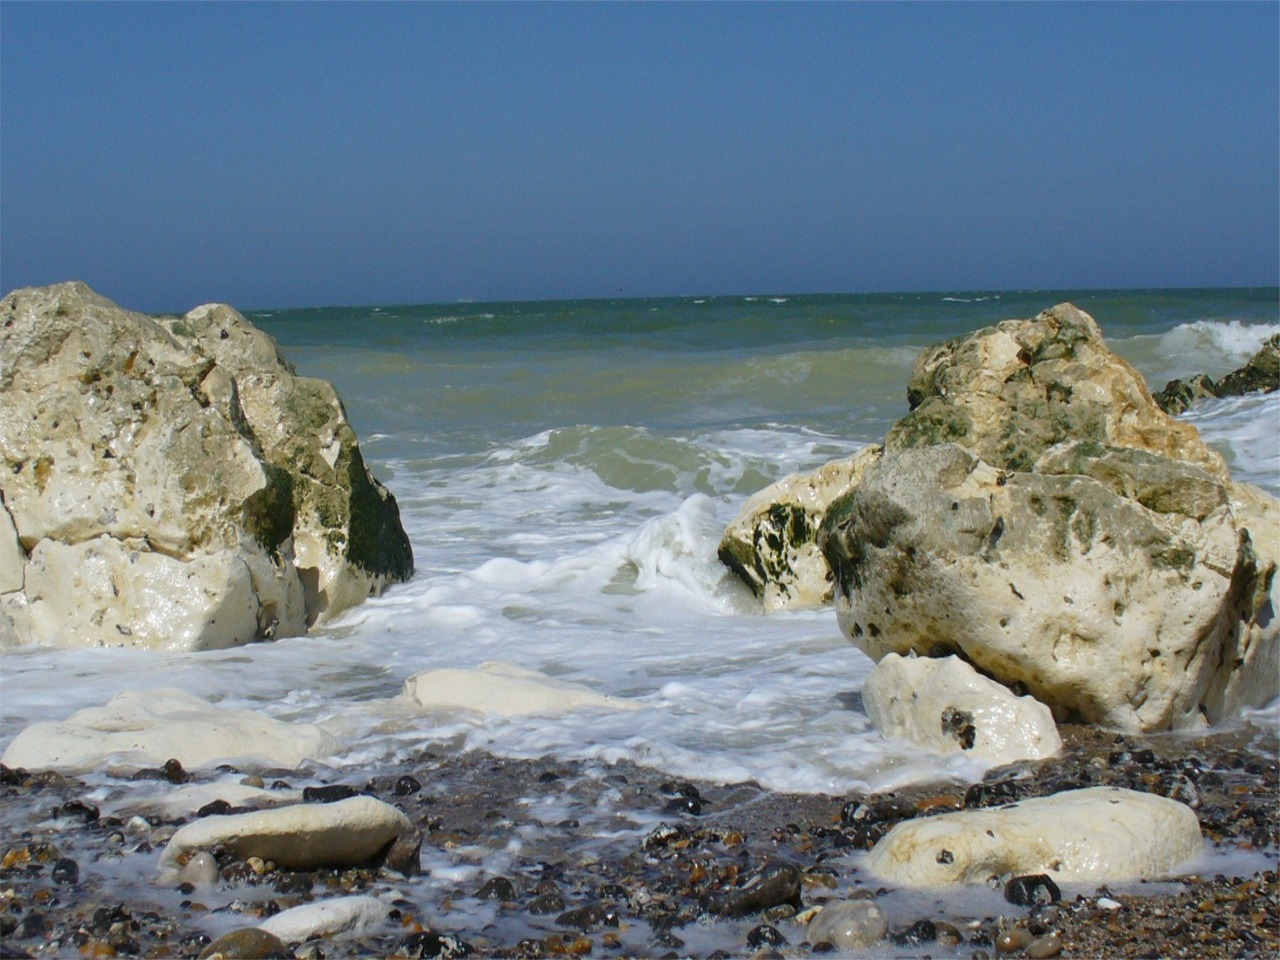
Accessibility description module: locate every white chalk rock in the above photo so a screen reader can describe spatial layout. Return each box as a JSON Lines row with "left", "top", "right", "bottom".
{"left": 20, "top": 537, "right": 259, "bottom": 651}
{"left": 823, "top": 443, "right": 1278, "bottom": 732}
{"left": 863, "top": 653, "right": 1062, "bottom": 765}
{"left": 257, "top": 895, "right": 389, "bottom": 942}
{"left": 718, "top": 445, "right": 882, "bottom": 610}
{"left": 0, "top": 282, "right": 412, "bottom": 651}
{"left": 158, "top": 796, "right": 413, "bottom": 878}
{"left": 865, "top": 786, "right": 1202, "bottom": 886}
{"left": 0, "top": 497, "right": 23, "bottom": 594}
{"left": 402, "top": 662, "right": 640, "bottom": 717}
{"left": 0, "top": 688, "right": 338, "bottom": 773}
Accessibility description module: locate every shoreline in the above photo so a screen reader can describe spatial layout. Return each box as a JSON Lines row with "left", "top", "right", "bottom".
{"left": 1, "top": 721, "right": 1276, "bottom": 958}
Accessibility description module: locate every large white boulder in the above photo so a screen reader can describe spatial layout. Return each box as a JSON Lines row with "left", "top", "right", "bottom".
{"left": 865, "top": 787, "right": 1202, "bottom": 886}
{"left": 402, "top": 661, "right": 639, "bottom": 717}
{"left": 0, "top": 688, "right": 339, "bottom": 773}
{"left": 821, "top": 443, "right": 1277, "bottom": 732}
{"left": 717, "top": 445, "right": 882, "bottom": 610}
{"left": 863, "top": 653, "right": 1061, "bottom": 764}
{"left": 157, "top": 796, "right": 418, "bottom": 878}
{"left": 0, "top": 282, "right": 412, "bottom": 650}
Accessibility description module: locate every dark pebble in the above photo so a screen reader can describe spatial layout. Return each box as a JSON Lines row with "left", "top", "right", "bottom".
{"left": 303, "top": 784, "right": 361, "bottom": 803}
{"left": 15, "top": 912, "right": 46, "bottom": 939}
{"left": 1006, "top": 874, "right": 1062, "bottom": 906}
{"left": 395, "top": 775, "right": 423, "bottom": 796}
{"left": 528, "top": 892, "right": 566, "bottom": 914}
{"left": 196, "top": 799, "right": 233, "bottom": 818}
{"left": 50, "top": 857, "right": 78, "bottom": 885}
{"left": 703, "top": 860, "right": 802, "bottom": 918}
{"left": 841, "top": 795, "right": 916, "bottom": 825}
{"left": 641, "top": 823, "right": 689, "bottom": 852}
{"left": 55, "top": 799, "right": 99, "bottom": 823}
{"left": 893, "top": 919, "right": 938, "bottom": 945}
{"left": 164, "top": 758, "right": 190, "bottom": 783}
{"left": 398, "top": 929, "right": 474, "bottom": 958}
{"left": 965, "top": 779, "right": 1021, "bottom": 807}
{"left": 662, "top": 795, "right": 703, "bottom": 816}
{"left": 555, "top": 902, "right": 619, "bottom": 931}
{"left": 476, "top": 876, "right": 516, "bottom": 901}
{"left": 747, "top": 923, "right": 787, "bottom": 948}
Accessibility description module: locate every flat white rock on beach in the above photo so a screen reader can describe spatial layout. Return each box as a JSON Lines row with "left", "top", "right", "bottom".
{"left": 157, "top": 796, "right": 416, "bottom": 879}
{"left": 402, "top": 661, "right": 640, "bottom": 716}
{"left": 865, "top": 786, "right": 1202, "bottom": 886}
{"left": 0, "top": 687, "right": 338, "bottom": 773}
{"left": 257, "top": 895, "right": 389, "bottom": 943}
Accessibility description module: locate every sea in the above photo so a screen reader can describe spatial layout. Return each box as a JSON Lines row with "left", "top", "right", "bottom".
{"left": 2, "top": 288, "right": 1278, "bottom": 796}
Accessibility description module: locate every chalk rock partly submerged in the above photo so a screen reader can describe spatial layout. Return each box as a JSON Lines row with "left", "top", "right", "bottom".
{"left": 865, "top": 786, "right": 1202, "bottom": 887}
{"left": 717, "top": 445, "right": 882, "bottom": 610}
{"left": 0, "top": 282, "right": 412, "bottom": 651}
{"left": 402, "top": 662, "right": 639, "bottom": 717}
{"left": 157, "top": 796, "right": 420, "bottom": 879}
{"left": 0, "top": 688, "right": 338, "bottom": 774}
{"left": 863, "top": 653, "right": 1061, "bottom": 764}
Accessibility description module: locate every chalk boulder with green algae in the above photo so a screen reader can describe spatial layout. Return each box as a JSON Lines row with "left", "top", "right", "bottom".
{"left": 817, "top": 305, "right": 1278, "bottom": 733}
{"left": 0, "top": 282, "right": 412, "bottom": 651}
{"left": 717, "top": 445, "right": 882, "bottom": 610}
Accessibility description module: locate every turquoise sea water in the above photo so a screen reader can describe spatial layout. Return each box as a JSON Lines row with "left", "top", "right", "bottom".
{"left": 3, "top": 288, "right": 1278, "bottom": 794}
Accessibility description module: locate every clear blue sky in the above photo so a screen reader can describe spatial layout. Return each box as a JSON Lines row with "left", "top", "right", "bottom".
{"left": 2, "top": 2, "right": 1277, "bottom": 312}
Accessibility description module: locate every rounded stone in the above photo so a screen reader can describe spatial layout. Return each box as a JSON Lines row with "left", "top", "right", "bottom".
{"left": 806, "top": 898, "right": 889, "bottom": 950}
{"left": 1028, "top": 933, "right": 1065, "bottom": 959}
{"left": 197, "top": 928, "right": 290, "bottom": 959}
{"left": 179, "top": 851, "right": 220, "bottom": 889}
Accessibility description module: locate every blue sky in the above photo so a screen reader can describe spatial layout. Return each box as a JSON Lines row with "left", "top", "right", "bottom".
{"left": 2, "top": 2, "right": 1277, "bottom": 312}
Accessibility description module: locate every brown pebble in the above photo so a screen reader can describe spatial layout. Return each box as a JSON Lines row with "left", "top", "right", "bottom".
{"left": 996, "top": 926, "right": 1033, "bottom": 953}
{"left": 1027, "top": 933, "right": 1063, "bottom": 958}
{"left": 197, "top": 928, "right": 290, "bottom": 959}
{"left": 916, "top": 794, "right": 965, "bottom": 814}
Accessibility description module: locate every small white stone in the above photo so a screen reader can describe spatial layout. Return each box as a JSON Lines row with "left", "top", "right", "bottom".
{"left": 807, "top": 898, "right": 889, "bottom": 949}
{"left": 257, "top": 895, "right": 388, "bottom": 942}
{"left": 1096, "top": 897, "right": 1123, "bottom": 910}
{"left": 177, "top": 851, "right": 219, "bottom": 889}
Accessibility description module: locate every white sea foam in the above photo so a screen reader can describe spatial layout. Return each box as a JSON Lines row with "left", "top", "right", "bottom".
{"left": 1144, "top": 319, "right": 1280, "bottom": 380}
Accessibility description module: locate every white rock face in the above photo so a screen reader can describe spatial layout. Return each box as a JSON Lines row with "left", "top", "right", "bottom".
{"left": 865, "top": 787, "right": 1202, "bottom": 886}
{"left": 717, "top": 445, "right": 882, "bottom": 610}
{"left": 822, "top": 443, "right": 1278, "bottom": 732}
{"left": 257, "top": 896, "right": 389, "bottom": 943}
{"left": 0, "top": 498, "right": 22, "bottom": 594}
{"left": 0, "top": 282, "right": 412, "bottom": 651}
{"left": 157, "top": 796, "right": 415, "bottom": 878}
{"left": 863, "top": 653, "right": 1061, "bottom": 764}
{"left": 402, "top": 661, "right": 640, "bottom": 717}
{"left": 0, "top": 688, "right": 339, "bottom": 773}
